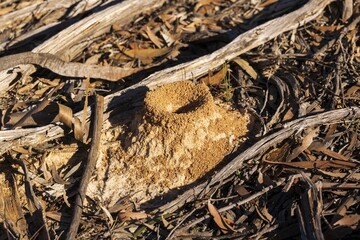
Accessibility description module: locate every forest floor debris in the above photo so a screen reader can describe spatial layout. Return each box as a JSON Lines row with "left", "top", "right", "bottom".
{"left": 0, "top": 0, "right": 359, "bottom": 239}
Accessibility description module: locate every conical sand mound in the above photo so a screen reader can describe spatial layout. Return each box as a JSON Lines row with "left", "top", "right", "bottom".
{"left": 87, "top": 81, "right": 249, "bottom": 206}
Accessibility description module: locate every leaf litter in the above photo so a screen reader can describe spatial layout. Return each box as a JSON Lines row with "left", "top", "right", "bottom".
{"left": 0, "top": 0, "right": 359, "bottom": 239}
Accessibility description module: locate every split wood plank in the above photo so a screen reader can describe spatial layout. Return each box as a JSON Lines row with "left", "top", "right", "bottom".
{"left": 0, "top": 0, "right": 108, "bottom": 30}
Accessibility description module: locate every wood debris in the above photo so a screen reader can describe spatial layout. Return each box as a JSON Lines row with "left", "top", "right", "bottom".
{"left": 0, "top": 0, "right": 359, "bottom": 239}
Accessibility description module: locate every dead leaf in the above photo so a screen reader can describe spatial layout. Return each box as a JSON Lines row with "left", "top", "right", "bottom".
{"left": 46, "top": 211, "right": 63, "bottom": 222}
{"left": 322, "top": 182, "right": 360, "bottom": 189}
{"left": 17, "top": 81, "right": 38, "bottom": 95}
{"left": 319, "top": 148, "right": 349, "bottom": 161}
{"left": 345, "top": 84, "right": 360, "bottom": 97}
{"left": 85, "top": 53, "right": 102, "bottom": 65}
{"left": 256, "top": 205, "right": 273, "bottom": 223}
{"left": 160, "top": 26, "right": 177, "bottom": 47}
{"left": 308, "top": 141, "right": 349, "bottom": 161}
{"left": 11, "top": 147, "right": 31, "bottom": 154}
{"left": 122, "top": 47, "right": 172, "bottom": 61}
{"left": 287, "top": 128, "right": 318, "bottom": 161}
{"left": 263, "top": 159, "right": 357, "bottom": 170}
{"left": 161, "top": 215, "right": 174, "bottom": 229}
{"left": 262, "top": 142, "right": 291, "bottom": 162}
{"left": 182, "top": 22, "right": 197, "bottom": 33}
{"left": 325, "top": 123, "right": 338, "bottom": 141}
{"left": 119, "top": 211, "right": 148, "bottom": 221}
{"left": 330, "top": 159, "right": 358, "bottom": 168}
{"left": 257, "top": 171, "right": 264, "bottom": 184}
{"left": 81, "top": 78, "right": 90, "bottom": 143}
{"left": 317, "top": 169, "right": 360, "bottom": 181}
{"left": 100, "top": 205, "right": 114, "bottom": 226}
{"left": 305, "top": 29, "right": 322, "bottom": 43}
{"left": 200, "top": 64, "right": 228, "bottom": 86}
{"left": 208, "top": 201, "right": 234, "bottom": 234}
{"left": 233, "top": 57, "right": 258, "bottom": 80}
{"left": 258, "top": 0, "right": 278, "bottom": 8}
{"left": 145, "top": 26, "right": 163, "bottom": 48}
{"left": 282, "top": 107, "right": 295, "bottom": 121}
{"left": 35, "top": 86, "right": 51, "bottom": 98}
{"left": 0, "top": 6, "right": 15, "bottom": 16}
{"left": 234, "top": 185, "right": 250, "bottom": 197}
{"left": 194, "top": 0, "right": 223, "bottom": 12}
{"left": 334, "top": 214, "right": 360, "bottom": 227}
{"left": 48, "top": 163, "right": 68, "bottom": 185}
{"left": 56, "top": 103, "right": 73, "bottom": 130}
{"left": 313, "top": 25, "right": 343, "bottom": 32}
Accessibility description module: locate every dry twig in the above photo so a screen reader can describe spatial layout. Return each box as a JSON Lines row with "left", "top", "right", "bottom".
{"left": 66, "top": 95, "right": 104, "bottom": 240}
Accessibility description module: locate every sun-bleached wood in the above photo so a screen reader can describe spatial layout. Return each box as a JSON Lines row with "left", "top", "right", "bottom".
{"left": 0, "top": 0, "right": 114, "bottom": 50}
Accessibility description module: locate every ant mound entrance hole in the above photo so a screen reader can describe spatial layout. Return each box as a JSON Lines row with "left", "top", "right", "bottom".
{"left": 86, "top": 81, "right": 250, "bottom": 207}
{"left": 144, "top": 81, "right": 215, "bottom": 124}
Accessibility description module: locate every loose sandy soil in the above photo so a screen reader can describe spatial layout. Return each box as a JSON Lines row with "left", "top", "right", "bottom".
{"left": 84, "top": 81, "right": 249, "bottom": 206}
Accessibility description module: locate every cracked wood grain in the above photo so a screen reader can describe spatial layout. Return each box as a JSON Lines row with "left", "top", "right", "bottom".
{"left": 0, "top": 52, "right": 137, "bottom": 81}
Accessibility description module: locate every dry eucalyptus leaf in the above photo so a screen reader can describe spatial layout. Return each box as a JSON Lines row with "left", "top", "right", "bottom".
{"left": 119, "top": 211, "right": 148, "bottom": 221}
{"left": 233, "top": 57, "right": 258, "bottom": 79}
{"left": 208, "top": 201, "right": 235, "bottom": 234}
{"left": 200, "top": 64, "right": 228, "bottom": 86}
{"left": 123, "top": 47, "right": 172, "bottom": 60}
{"left": 287, "top": 128, "right": 318, "bottom": 161}
{"left": 334, "top": 215, "right": 360, "bottom": 227}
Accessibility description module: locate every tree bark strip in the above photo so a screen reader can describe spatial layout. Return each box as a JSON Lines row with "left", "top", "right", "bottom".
{"left": 66, "top": 95, "right": 104, "bottom": 240}
{"left": 0, "top": 52, "right": 138, "bottom": 81}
